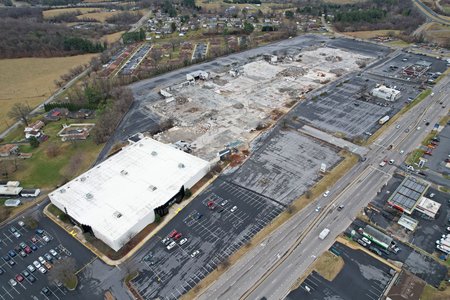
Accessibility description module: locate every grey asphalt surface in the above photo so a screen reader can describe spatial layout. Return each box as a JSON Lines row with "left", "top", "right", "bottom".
{"left": 200, "top": 71, "right": 450, "bottom": 300}
{"left": 0, "top": 202, "right": 102, "bottom": 300}
{"left": 287, "top": 242, "right": 394, "bottom": 300}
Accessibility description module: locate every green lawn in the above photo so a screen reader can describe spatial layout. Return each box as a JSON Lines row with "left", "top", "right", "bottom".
{"left": 2, "top": 119, "right": 103, "bottom": 189}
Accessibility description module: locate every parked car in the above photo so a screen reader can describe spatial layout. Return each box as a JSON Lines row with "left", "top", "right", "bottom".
{"left": 9, "top": 279, "right": 17, "bottom": 287}
{"left": 41, "top": 287, "right": 51, "bottom": 296}
{"left": 323, "top": 190, "right": 330, "bottom": 197}
{"left": 230, "top": 206, "right": 238, "bottom": 212}
{"left": 44, "top": 253, "right": 53, "bottom": 262}
{"left": 39, "top": 267, "right": 47, "bottom": 274}
{"left": 22, "top": 270, "right": 30, "bottom": 278}
{"left": 42, "top": 235, "right": 50, "bottom": 243}
{"left": 191, "top": 250, "right": 200, "bottom": 258}
{"left": 169, "top": 230, "right": 178, "bottom": 238}
{"left": 15, "top": 274, "right": 24, "bottom": 282}
{"left": 38, "top": 256, "right": 46, "bottom": 264}
{"left": 179, "top": 238, "right": 188, "bottom": 245}
{"left": 337, "top": 205, "right": 344, "bottom": 211}
{"left": 362, "top": 237, "right": 372, "bottom": 245}
{"left": 18, "top": 221, "right": 25, "bottom": 227}
{"left": 24, "top": 246, "right": 32, "bottom": 254}
{"left": 33, "top": 261, "right": 41, "bottom": 269}
{"left": 35, "top": 229, "right": 44, "bottom": 235}
{"left": 174, "top": 233, "right": 182, "bottom": 240}
{"left": 8, "top": 250, "right": 16, "bottom": 258}
{"left": 44, "top": 262, "right": 52, "bottom": 270}
{"left": 166, "top": 241, "right": 176, "bottom": 250}
{"left": 27, "top": 265, "right": 35, "bottom": 273}
{"left": 357, "top": 239, "right": 367, "bottom": 247}
{"left": 13, "top": 232, "right": 21, "bottom": 238}
{"left": 49, "top": 249, "right": 58, "bottom": 257}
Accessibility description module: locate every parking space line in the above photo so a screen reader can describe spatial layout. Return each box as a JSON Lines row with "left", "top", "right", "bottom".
{"left": 3, "top": 233, "right": 12, "bottom": 243}
{"left": 10, "top": 285, "right": 19, "bottom": 295}
{"left": 1, "top": 287, "right": 12, "bottom": 299}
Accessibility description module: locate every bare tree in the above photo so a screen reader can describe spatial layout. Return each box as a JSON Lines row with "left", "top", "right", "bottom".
{"left": 48, "top": 257, "right": 77, "bottom": 285}
{"left": 8, "top": 103, "right": 31, "bottom": 126}
{"left": 149, "top": 48, "right": 162, "bottom": 63}
{"left": 46, "top": 143, "right": 61, "bottom": 158}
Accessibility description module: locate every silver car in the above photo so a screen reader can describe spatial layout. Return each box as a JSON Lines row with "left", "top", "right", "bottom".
{"left": 166, "top": 241, "right": 176, "bottom": 250}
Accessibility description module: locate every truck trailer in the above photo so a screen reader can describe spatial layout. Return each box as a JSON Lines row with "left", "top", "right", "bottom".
{"left": 379, "top": 115, "right": 390, "bottom": 125}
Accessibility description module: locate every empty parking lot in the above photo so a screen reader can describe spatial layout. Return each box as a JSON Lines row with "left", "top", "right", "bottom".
{"left": 287, "top": 242, "right": 394, "bottom": 300}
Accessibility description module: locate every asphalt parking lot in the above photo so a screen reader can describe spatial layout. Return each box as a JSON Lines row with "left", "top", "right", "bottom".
{"left": 287, "top": 242, "right": 394, "bottom": 300}
{"left": 372, "top": 52, "right": 448, "bottom": 80}
{"left": 230, "top": 129, "right": 342, "bottom": 204}
{"left": 131, "top": 179, "right": 284, "bottom": 299}
{"left": 290, "top": 63, "right": 423, "bottom": 140}
{"left": 424, "top": 124, "right": 450, "bottom": 175}
{"left": 120, "top": 43, "right": 152, "bottom": 75}
{"left": 0, "top": 214, "right": 96, "bottom": 300}
{"left": 193, "top": 43, "right": 207, "bottom": 61}
{"left": 350, "top": 219, "right": 447, "bottom": 287}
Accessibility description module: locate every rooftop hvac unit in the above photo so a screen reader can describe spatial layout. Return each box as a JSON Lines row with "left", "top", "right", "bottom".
{"left": 85, "top": 193, "right": 93, "bottom": 200}
{"left": 151, "top": 151, "right": 158, "bottom": 156}
{"left": 178, "top": 163, "right": 185, "bottom": 168}
{"left": 60, "top": 188, "right": 66, "bottom": 193}
{"left": 113, "top": 211, "right": 122, "bottom": 218}
{"left": 149, "top": 185, "right": 157, "bottom": 191}
{"left": 120, "top": 170, "right": 128, "bottom": 176}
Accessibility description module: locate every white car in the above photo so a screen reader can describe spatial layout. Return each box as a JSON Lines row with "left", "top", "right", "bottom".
{"left": 166, "top": 241, "right": 176, "bottom": 250}
{"left": 362, "top": 237, "right": 372, "bottom": 245}
{"left": 323, "top": 190, "right": 330, "bottom": 197}
{"left": 191, "top": 250, "right": 200, "bottom": 258}
{"left": 33, "top": 261, "right": 41, "bottom": 269}
{"left": 315, "top": 206, "right": 321, "bottom": 212}
{"left": 407, "top": 165, "right": 415, "bottom": 171}
{"left": 39, "top": 266, "right": 47, "bottom": 274}
{"left": 27, "top": 265, "right": 36, "bottom": 272}
{"left": 388, "top": 159, "right": 395, "bottom": 165}
{"left": 13, "top": 232, "right": 21, "bottom": 238}
{"left": 18, "top": 221, "right": 25, "bottom": 227}
{"left": 49, "top": 249, "right": 58, "bottom": 257}
{"left": 38, "top": 256, "right": 46, "bottom": 264}
{"left": 9, "top": 279, "right": 17, "bottom": 287}
{"left": 179, "top": 238, "right": 188, "bottom": 245}
{"left": 230, "top": 206, "right": 237, "bottom": 212}
{"left": 42, "top": 235, "right": 50, "bottom": 243}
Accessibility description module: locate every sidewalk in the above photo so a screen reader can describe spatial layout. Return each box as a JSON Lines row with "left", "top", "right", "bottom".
{"left": 44, "top": 174, "right": 218, "bottom": 266}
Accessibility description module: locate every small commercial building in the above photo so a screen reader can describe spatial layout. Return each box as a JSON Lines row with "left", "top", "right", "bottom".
{"left": 371, "top": 85, "right": 401, "bottom": 102}
{"left": 415, "top": 197, "right": 441, "bottom": 219}
{"left": 360, "top": 225, "right": 393, "bottom": 250}
{"left": 49, "top": 137, "right": 210, "bottom": 251}
{"left": 20, "top": 188, "right": 41, "bottom": 198}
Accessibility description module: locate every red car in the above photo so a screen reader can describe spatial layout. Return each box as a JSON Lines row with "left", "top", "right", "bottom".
{"left": 424, "top": 151, "right": 432, "bottom": 156}
{"left": 174, "top": 233, "right": 182, "bottom": 240}
{"left": 169, "top": 230, "right": 178, "bottom": 238}
{"left": 24, "top": 246, "right": 32, "bottom": 254}
{"left": 15, "top": 274, "right": 24, "bottom": 282}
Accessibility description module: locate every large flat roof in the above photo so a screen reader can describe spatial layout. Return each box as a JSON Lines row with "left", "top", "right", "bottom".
{"left": 49, "top": 137, "right": 209, "bottom": 246}
{"left": 388, "top": 177, "right": 428, "bottom": 213}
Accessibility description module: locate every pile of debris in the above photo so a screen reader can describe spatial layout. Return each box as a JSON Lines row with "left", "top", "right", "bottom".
{"left": 325, "top": 55, "right": 343, "bottom": 62}
{"left": 277, "top": 66, "right": 307, "bottom": 77}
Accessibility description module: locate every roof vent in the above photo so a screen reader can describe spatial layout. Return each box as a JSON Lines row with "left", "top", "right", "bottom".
{"left": 151, "top": 151, "right": 158, "bottom": 156}
{"left": 85, "top": 193, "right": 93, "bottom": 200}
{"left": 149, "top": 185, "right": 157, "bottom": 191}
{"left": 113, "top": 211, "right": 122, "bottom": 218}
{"left": 80, "top": 176, "right": 86, "bottom": 182}
{"left": 120, "top": 170, "right": 128, "bottom": 176}
{"left": 60, "top": 188, "right": 66, "bottom": 193}
{"left": 178, "top": 163, "right": 185, "bottom": 168}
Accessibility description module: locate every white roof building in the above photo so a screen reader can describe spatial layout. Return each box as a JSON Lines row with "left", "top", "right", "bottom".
{"left": 49, "top": 137, "right": 210, "bottom": 251}
{"left": 371, "top": 85, "right": 401, "bottom": 102}
{"left": 415, "top": 196, "right": 441, "bottom": 219}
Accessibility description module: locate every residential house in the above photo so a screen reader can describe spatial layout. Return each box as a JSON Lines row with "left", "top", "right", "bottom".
{"left": 0, "top": 144, "right": 19, "bottom": 157}
{"left": 24, "top": 120, "right": 45, "bottom": 139}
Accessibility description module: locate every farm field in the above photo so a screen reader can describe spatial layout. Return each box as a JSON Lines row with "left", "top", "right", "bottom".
{"left": 0, "top": 54, "right": 97, "bottom": 133}
{"left": 43, "top": 7, "right": 98, "bottom": 18}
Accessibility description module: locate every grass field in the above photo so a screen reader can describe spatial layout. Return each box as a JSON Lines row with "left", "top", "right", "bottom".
{"left": 2, "top": 119, "right": 103, "bottom": 189}
{"left": 43, "top": 7, "right": 98, "bottom": 18}
{"left": 0, "top": 54, "right": 96, "bottom": 133}
{"left": 421, "top": 284, "right": 450, "bottom": 300}
{"left": 423, "top": 23, "right": 450, "bottom": 47}
{"left": 323, "top": 0, "right": 367, "bottom": 3}
{"left": 195, "top": 0, "right": 283, "bottom": 12}
{"left": 313, "top": 251, "right": 344, "bottom": 281}
{"left": 77, "top": 9, "right": 147, "bottom": 23}
{"left": 343, "top": 30, "right": 400, "bottom": 39}
{"left": 101, "top": 31, "right": 126, "bottom": 44}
